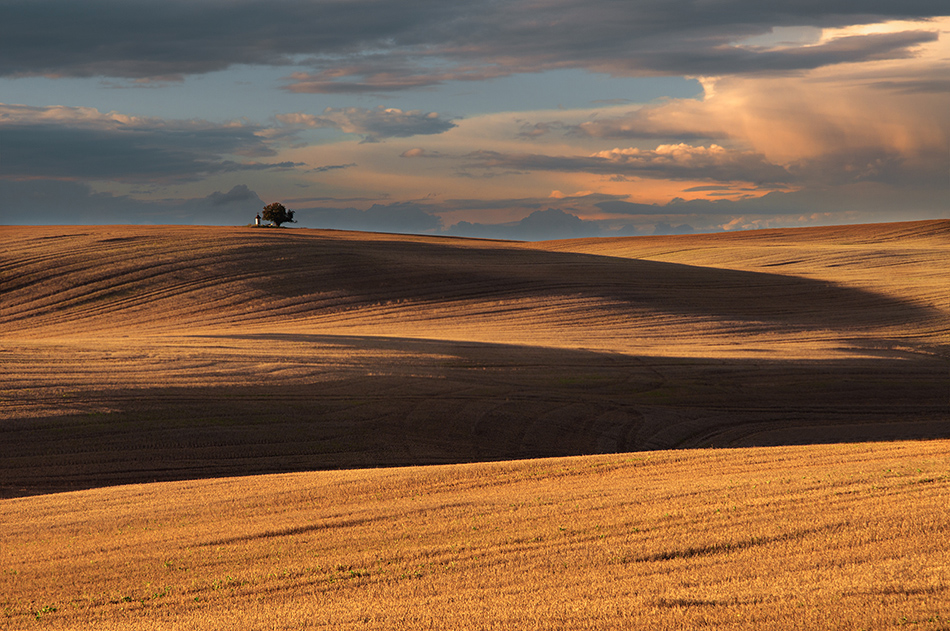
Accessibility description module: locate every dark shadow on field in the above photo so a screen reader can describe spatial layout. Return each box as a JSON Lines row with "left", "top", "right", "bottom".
{"left": 2, "top": 334, "right": 947, "bottom": 498}
{"left": 239, "top": 236, "right": 940, "bottom": 330}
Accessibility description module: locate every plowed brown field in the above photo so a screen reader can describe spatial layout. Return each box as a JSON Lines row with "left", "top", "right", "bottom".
{"left": 1, "top": 221, "right": 948, "bottom": 496}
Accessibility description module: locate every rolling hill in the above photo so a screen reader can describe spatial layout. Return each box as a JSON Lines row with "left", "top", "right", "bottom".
{"left": 1, "top": 220, "right": 949, "bottom": 629}
{"left": 1, "top": 221, "right": 947, "bottom": 496}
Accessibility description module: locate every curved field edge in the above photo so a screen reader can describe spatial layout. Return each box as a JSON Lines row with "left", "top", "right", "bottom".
{"left": 1, "top": 440, "right": 948, "bottom": 630}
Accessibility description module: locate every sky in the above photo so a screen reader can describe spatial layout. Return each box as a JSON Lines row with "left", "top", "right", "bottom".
{"left": 0, "top": 1, "right": 947, "bottom": 239}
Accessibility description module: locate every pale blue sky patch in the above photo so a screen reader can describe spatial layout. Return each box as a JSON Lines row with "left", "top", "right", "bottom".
{"left": 0, "top": 68, "right": 702, "bottom": 124}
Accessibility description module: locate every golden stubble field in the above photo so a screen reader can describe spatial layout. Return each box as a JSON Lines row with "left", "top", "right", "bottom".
{"left": 0, "top": 441, "right": 948, "bottom": 630}
{"left": 1, "top": 220, "right": 948, "bottom": 628}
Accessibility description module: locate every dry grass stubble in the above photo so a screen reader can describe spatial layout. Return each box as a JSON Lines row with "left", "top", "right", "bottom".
{"left": 1, "top": 221, "right": 948, "bottom": 627}
{"left": 1, "top": 441, "right": 948, "bottom": 629}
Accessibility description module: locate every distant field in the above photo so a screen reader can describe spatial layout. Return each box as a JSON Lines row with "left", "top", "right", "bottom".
{"left": 1, "top": 221, "right": 948, "bottom": 495}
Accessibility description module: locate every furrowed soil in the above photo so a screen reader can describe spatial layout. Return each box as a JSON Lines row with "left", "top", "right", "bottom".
{"left": 0, "top": 220, "right": 948, "bottom": 628}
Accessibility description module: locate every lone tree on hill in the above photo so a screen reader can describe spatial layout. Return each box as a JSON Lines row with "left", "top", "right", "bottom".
{"left": 262, "top": 202, "right": 295, "bottom": 227}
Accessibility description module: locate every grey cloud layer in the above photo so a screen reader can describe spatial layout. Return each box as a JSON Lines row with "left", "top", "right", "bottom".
{"left": 0, "top": 0, "right": 437, "bottom": 79}
{"left": 0, "top": 105, "right": 299, "bottom": 182}
{"left": 463, "top": 142, "right": 947, "bottom": 189}
{"left": 276, "top": 107, "right": 456, "bottom": 142}
{"left": 0, "top": 180, "right": 266, "bottom": 225}
{"left": 2, "top": 1, "right": 944, "bottom": 86}
{"left": 465, "top": 145, "right": 793, "bottom": 185}
{"left": 0, "top": 102, "right": 459, "bottom": 184}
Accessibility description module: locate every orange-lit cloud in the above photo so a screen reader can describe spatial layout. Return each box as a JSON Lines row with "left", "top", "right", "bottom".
{"left": 573, "top": 19, "right": 949, "bottom": 183}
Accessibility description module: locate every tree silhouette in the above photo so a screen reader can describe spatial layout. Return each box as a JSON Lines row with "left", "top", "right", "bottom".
{"left": 262, "top": 202, "right": 295, "bottom": 227}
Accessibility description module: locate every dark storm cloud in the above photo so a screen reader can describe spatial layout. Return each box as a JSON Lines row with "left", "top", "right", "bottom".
{"left": 0, "top": 105, "right": 301, "bottom": 182}
{"left": 1, "top": 1, "right": 944, "bottom": 86}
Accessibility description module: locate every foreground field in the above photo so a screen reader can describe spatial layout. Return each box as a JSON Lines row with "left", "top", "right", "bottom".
{"left": 1, "top": 221, "right": 948, "bottom": 495}
{"left": 2, "top": 440, "right": 948, "bottom": 629}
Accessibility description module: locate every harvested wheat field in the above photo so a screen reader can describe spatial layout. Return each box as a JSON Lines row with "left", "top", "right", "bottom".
{"left": 1, "top": 220, "right": 948, "bottom": 628}
{"left": 1, "top": 441, "right": 949, "bottom": 630}
{"left": 1, "top": 220, "right": 947, "bottom": 495}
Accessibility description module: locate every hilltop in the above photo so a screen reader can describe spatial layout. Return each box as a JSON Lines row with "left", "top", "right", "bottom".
{"left": 0, "top": 220, "right": 947, "bottom": 496}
